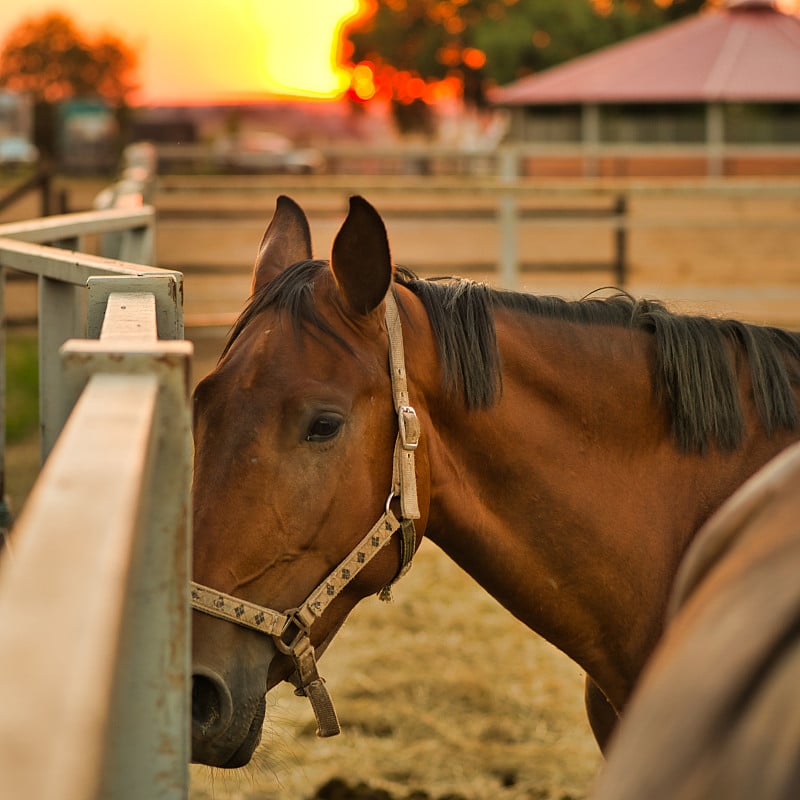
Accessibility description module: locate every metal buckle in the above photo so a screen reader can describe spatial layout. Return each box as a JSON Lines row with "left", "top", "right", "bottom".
{"left": 398, "top": 405, "right": 420, "bottom": 451}
{"left": 276, "top": 607, "right": 313, "bottom": 654}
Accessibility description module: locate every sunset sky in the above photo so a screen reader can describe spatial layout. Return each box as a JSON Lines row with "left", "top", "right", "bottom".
{"left": 0, "top": 0, "right": 364, "bottom": 103}
{"left": 0, "top": 0, "right": 798, "bottom": 105}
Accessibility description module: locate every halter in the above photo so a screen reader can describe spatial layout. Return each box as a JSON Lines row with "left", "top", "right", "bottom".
{"left": 190, "top": 291, "right": 421, "bottom": 737}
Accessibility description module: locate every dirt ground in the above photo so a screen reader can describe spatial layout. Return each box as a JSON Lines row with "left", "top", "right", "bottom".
{"left": 4, "top": 177, "right": 800, "bottom": 799}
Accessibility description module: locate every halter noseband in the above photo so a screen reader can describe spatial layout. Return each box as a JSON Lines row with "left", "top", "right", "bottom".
{"left": 190, "top": 291, "right": 421, "bottom": 737}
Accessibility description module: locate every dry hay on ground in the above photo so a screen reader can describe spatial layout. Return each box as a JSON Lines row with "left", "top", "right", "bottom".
{"left": 189, "top": 541, "right": 601, "bottom": 800}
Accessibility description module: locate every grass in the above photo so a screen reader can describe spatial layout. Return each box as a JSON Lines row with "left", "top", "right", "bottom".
{"left": 5, "top": 332, "right": 39, "bottom": 443}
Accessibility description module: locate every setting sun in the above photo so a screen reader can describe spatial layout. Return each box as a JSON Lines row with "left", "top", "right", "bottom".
{"left": 252, "top": 0, "right": 362, "bottom": 98}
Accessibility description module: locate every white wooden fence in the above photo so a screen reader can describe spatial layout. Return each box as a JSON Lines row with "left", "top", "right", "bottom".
{"left": 0, "top": 204, "right": 192, "bottom": 799}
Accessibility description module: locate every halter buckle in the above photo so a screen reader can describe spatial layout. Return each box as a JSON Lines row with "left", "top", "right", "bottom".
{"left": 398, "top": 405, "right": 420, "bottom": 451}
{"left": 276, "top": 606, "right": 314, "bottom": 654}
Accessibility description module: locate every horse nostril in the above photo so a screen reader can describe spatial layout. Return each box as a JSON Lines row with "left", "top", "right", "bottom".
{"left": 192, "top": 668, "right": 234, "bottom": 740}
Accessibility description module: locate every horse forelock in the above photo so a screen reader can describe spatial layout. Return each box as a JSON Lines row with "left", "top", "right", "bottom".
{"left": 222, "top": 259, "right": 351, "bottom": 358}
{"left": 223, "top": 262, "right": 800, "bottom": 454}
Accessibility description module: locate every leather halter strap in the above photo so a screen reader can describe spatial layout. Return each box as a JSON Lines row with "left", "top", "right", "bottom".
{"left": 190, "top": 290, "right": 420, "bottom": 737}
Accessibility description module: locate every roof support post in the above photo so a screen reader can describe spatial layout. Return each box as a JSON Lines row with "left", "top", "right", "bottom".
{"left": 582, "top": 103, "right": 600, "bottom": 178}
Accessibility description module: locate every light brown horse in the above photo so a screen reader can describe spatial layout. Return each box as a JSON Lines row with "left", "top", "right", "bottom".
{"left": 190, "top": 195, "right": 800, "bottom": 768}
{"left": 591, "top": 440, "right": 800, "bottom": 800}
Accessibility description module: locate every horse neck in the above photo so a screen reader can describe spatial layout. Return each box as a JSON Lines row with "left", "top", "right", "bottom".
{"left": 412, "top": 310, "right": 756, "bottom": 710}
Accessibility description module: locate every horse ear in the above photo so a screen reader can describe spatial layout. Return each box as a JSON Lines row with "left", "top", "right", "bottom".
{"left": 252, "top": 195, "right": 313, "bottom": 293}
{"left": 330, "top": 196, "right": 392, "bottom": 316}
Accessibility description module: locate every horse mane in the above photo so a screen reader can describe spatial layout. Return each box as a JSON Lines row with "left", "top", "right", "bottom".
{"left": 222, "top": 259, "right": 355, "bottom": 358}
{"left": 224, "top": 261, "right": 800, "bottom": 453}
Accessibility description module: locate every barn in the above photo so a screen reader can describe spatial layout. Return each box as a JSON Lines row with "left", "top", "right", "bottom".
{"left": 489, "top": 0, "right": 800, "bottom": 177}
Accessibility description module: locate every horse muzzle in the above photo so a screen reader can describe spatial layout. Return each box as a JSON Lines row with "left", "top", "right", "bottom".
{"left": 190, "top": 613, "right": 275, "bottom": 768}
{"left": 191, "top": 664, "right": 268, "bottom": 767}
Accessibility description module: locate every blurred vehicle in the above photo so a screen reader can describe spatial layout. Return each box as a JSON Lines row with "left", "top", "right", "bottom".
{"left": 57, "top": 99, "right": 117, "bottom": 174}
{"left": 215, "top": 131, "right": 324, "bottom": 174}
{"left": 0, "top": 136, "right": 39, "bottom": 166}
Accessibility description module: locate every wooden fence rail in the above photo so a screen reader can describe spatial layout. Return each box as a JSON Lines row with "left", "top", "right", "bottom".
{"left": 0, "top": 166, "right": 66, "bottom": 218}
{"left": 157, "top": 175, "right": 630, "bottom": 288}
{"left": 155, "top": 175, "right": 800, "bottom": 301}
{"left": 155, "top": 141, "right": 800, "bottom": 180}
{"left": 0, "top": 205, "right": 192, "bottom": 799}
{"left": 0, "top": 206, "right": 159, "bottom": 464}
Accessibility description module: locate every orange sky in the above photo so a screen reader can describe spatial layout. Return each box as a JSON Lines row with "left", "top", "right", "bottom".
{"left": 0, "top": 0, "right": 798, "bottom": 105}
{"left": 0, "top": 0, "right": 365, "bottom": 103}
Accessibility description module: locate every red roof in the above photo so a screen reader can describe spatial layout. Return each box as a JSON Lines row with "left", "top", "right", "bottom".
{"left": 491, "top": 1, "right": 800, "bottom": 105}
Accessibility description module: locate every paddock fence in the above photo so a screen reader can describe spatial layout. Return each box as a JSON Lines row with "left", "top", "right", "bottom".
{"left": 155, "top": 140, "right": 800, "bottom": 180}
{"left": 0, "top": 165, "right": 69, "bottom": 219}
{"left": 0, "top": 197, "right": 192, "bottom": 798}
{"left": 152, "top": 172, "right": 800, "bottom": 335}
{"left": 156, "top": 173, "right": 630, "bottom": 290}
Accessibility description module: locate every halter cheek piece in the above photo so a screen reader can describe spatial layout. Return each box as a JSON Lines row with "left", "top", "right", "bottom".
{"left": 190, "top": 291, "right": 420, "bottom": 737}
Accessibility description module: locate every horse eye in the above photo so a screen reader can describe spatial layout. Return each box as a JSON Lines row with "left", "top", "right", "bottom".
{"left": 306, "top": 414, "right": 343, "bottom": 442}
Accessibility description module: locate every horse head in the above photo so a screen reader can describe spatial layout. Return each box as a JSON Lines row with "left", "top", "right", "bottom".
{"left": 190, "top": 196, "right": 429, "bottom": 766}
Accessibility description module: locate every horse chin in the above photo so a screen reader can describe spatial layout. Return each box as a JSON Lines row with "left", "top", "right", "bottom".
{"left": 219, "top": 696, "right": 266, "bottom": 768}
{"left": 192, "top": 695, "right": 266, "bottom": 768}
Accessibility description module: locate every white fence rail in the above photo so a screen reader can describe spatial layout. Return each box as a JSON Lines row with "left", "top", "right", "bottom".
{"left": 0, "top": 206, "right": 192, "bottom": 799}
{"left": 0, "top": 206, "right": 161, "bottom": 459}
{"left": 156, "top": 174, "right": 632, "bottom": 289}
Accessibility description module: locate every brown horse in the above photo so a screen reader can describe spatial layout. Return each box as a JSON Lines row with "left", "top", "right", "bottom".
{"left": 591, "top": 440, "right": 800, "bottom": 800}
{"left": 190, "top": 195, "right": 800, "bottom": 768}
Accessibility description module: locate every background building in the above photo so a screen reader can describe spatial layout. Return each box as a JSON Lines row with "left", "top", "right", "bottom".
{"left": 491, "top": 0, "right": 800, "bottom": 177}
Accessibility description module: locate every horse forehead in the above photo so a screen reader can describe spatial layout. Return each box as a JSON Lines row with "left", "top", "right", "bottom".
{"left": 196, "top": 317, "right": 385, "bottom": 419}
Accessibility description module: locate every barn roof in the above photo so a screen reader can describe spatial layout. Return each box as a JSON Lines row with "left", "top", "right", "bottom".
{"left": 490, "top": 0, "right": 800, "bottom": 106}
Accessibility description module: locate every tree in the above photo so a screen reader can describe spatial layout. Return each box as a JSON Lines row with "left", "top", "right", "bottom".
{"left": 0, "top": 12, "right": 137, "bottom": 159}
{"left": 344, "top": 0, "right": 712, "bottom": 129}
{"left": 0, "top": 12, "right": 137, "bottom": 104}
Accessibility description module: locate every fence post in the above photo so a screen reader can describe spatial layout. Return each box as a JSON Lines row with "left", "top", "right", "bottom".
{"left": 0, "top": 265, "right": 9, "bottom": 540}
{"left": 57, "top": 285, "right": 191, "bottom": 799}
{"left": 498, "top": 147, "right": 519, "bottom": 290}
{"left": 706, "top": 103, "right": 725, "bottom": 178}
{"left": 60, "top": 338, "right": 193, "bottom": 800}
{"left": 38, "top": 271, "right": 83, "bottom": 462}
{"left": 582, "top": 104, "right": 601, "bottom": 178}
{"left": 0, "top": 271, "right": 192, "bottom": 798}
{"left": 613, "top": 194, "right": 628, "bottom": 287}
{"left": 117, "top": 222, "right": 155, "bottom": 265}
{"left": 87, "top": 274, "right": 184, "bottom": 340}
{"left": 39, "top": 169, "right": 52, "bottom": 217}
{"left": 39, "top": 273, "right": 185, "bottom": 447}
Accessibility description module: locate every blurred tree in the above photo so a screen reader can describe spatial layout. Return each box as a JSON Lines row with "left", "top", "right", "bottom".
{"left": 345, "top": 0, "right": 713, "bottom": 130}
{"left": 0, "top": 12, "right": 137, "bottom": 156}
{"left": 0, "top": 12, "right": 137, "bottom": 103}
{"left": 660, "top": 0, "right": 712, "bottom": 21}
